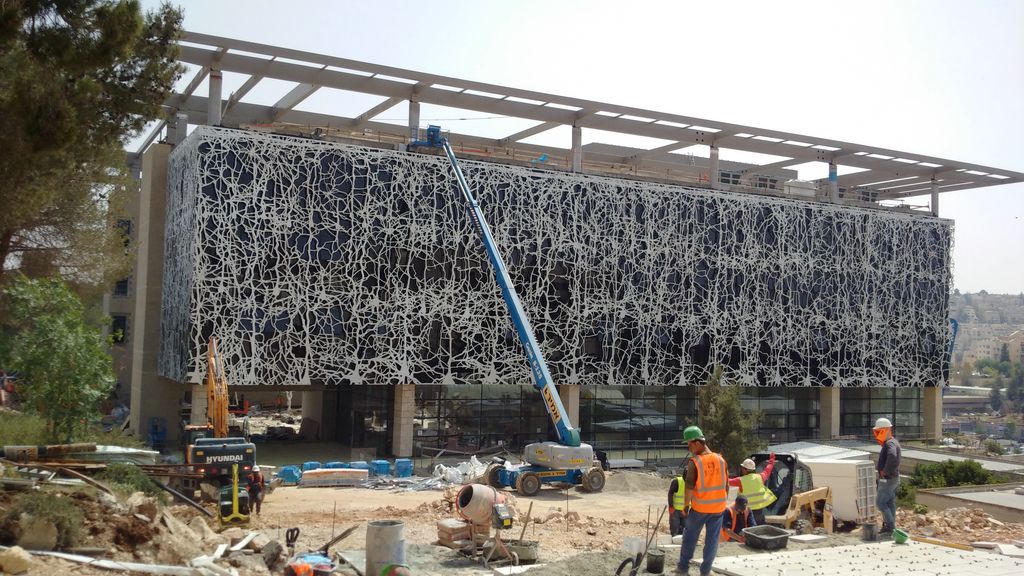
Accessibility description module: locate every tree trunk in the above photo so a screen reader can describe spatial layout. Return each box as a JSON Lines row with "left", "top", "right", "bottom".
{"left": 0, "top": 229, "right": 12, "bottom": 277}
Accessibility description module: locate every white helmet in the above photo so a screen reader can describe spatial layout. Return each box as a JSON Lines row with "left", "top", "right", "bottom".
{"left": 740, "top": 458, "right": 756, "bottom": 471}
{"left": 873, "top": 417, "right": 892, "bottom": 430}
{"left": 252, "top": 465, "right": 260, "bottom": 473}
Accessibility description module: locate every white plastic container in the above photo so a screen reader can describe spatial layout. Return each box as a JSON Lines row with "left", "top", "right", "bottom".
{"left": 801, "top": 458, "right": 877, "bottom": 523}
{"left": 366, "top": 520, "right": 406, "bottom": 576}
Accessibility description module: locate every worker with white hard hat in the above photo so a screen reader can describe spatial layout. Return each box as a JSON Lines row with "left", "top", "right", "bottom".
{"left": 728, "top": 452, "right": 777, "bottom": 526}
{"left": 873, "top": 417, "right": 901, "bottom": 536}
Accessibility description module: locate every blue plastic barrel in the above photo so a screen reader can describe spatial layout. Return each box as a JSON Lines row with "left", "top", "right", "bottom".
{"left": 394, "top": 458, "right": 413, "bottom": 478}
{"left": 349, "top": 460, "right": 370, "bottom": 470}
{"left": 370, "top": 459, "right": 391, "bottom": 476}
{"left": 325, "top": 461, "right": 344, "bottom": 469}
{"left": 302, "top": 461, "right": 322, "bottom": 471}
{"left": 277, "top": 465, "right": 302, "bottom": 484}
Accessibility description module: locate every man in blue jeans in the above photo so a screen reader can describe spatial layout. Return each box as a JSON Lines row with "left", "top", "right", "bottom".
{"left": 675, "top": 426, "right": 728, "bottom": 575}
{"left": 873, "top": 417, "right": 902, "bottom": 535}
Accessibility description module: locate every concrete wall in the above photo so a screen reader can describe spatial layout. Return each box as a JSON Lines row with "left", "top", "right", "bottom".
{"left": 915, "top": 483, "right": 1024, "bottom": 524}
{"left": 129, "top": 143, "right": 189, "bottom": 444}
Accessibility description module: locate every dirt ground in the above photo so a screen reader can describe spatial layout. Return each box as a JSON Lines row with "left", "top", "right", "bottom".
{"left": 8, "top": 469, "right": 1024, "bottom": 575}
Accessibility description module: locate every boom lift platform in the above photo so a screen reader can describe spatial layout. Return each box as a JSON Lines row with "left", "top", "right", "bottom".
{"left": 412, "top": 126, "right": 604, "bottom": 496}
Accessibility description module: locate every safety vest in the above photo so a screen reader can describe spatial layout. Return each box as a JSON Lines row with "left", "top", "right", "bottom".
{"left": 690, "top": 452, "right": 728, "bottom": 514}
{"left": 720, "top": 506, "right": 752, "bottom": 542}
{"left": 739, "top": 472, "right": 777, "bottom": 510}
{"left": 672, "top": 477, "right": 685, "bottom": 510}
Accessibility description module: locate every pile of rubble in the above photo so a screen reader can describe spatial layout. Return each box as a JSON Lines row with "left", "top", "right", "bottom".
{"left": 896, "top": 506, "right": 1024, "bottom": 544}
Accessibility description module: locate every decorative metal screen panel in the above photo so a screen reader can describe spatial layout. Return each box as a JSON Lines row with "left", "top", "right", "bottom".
{"left": 160, "top": 127, "right": 953, "bottom": 388}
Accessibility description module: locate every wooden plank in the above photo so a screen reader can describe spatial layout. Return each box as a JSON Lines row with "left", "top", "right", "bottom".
{"left": 57, "top": 467, "right": 115, "bottom": 495}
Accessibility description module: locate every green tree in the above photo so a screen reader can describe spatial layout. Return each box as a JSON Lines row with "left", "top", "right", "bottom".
{"left": 1005, "top": 420, "right": 1017, "bottom": 440}
{"left": 1007, "top": 364, "right": 1023, "bottom": 405}
{"left": 0, "top": 0, "right": 183, "bottom": 281}
{"left": 999, "top": 343, "right": 1010, "bottom": 363}
{"left": 696, "top": 368, "right": 765, "bottom": 473}
{"left": 990, "top": 378, "right": 1004, "bottom": 413}
{"left": 2, "top": 276, "right": 114, "bottom": 442}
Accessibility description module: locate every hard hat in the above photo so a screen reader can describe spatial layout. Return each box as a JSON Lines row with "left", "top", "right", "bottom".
{"left": 683, "top": 425, "right": 705, "bottom": 442}
{"left": 740, "top": 458, "right": 756, "bottom": 471}
{"left": 873, "top": 417, "right": 893, "bottom": 430}
{"left": 252, "top": 465, "right": 260, "bottom": 473}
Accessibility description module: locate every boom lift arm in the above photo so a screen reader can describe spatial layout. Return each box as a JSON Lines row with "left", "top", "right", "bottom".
{"left": 419, "top": 126, "right": 581, "bottom": 448}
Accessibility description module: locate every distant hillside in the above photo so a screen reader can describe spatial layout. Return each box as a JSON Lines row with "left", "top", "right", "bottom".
{"left": 950, "top": 291, "right": 1024, "bottom": 325}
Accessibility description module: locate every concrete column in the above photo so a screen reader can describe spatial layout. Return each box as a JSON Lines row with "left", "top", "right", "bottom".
{"left": 392, "top": 384, "right": 416, "bottom": 457}
{"left": 190, "top": 383, "right": 207, "bottom": 425}
{"left": 408, "top": 101, "right": 420, "bottom": 141}
{"left": 923, "top": 386, "right": 942, "bottom": 443}
{"left": 173, "top": 113, "right": 189, "bottom": 145}
{"left": 571, "top": 125, "right": 583, "bottom": 172}
{"left": 709, "top": 145, "right": 720, "bottom": 188}
{"left": 819, "top": 386, "right": 841, "bottom": 439}
{"left": 300, "top": 390, "right": 323, "bottom": 440}
{"left": 129, "top": 143, "right": 188, "bottom": 443}
{"left": 558, "top": 384, "right": 581, "bottom": 431}
{"left": 208, "top": 69, "right": 222, "bottom": 126}
{"left": 930, "top": 178, "right": 940, "bottom": 217}
{"left": 828, "top": 161, "right": 839, "bottom": 202}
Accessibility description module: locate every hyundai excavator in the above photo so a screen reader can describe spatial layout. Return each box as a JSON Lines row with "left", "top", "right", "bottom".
{"left": 412, "top": 126, "right": 605, "bottom": 496}
{"left": 183, "top": 337, "right": 256, "bottom": 525}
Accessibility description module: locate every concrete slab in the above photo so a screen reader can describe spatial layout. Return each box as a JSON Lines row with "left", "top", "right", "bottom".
{"left": 608, "top": 459, "right": 644, "bottom": 469}
{"left": 708, "top": 540, "right": 1024, "bottom": 576}
{"left": 951, "top": 489, "right": 1024, "bottom": 511}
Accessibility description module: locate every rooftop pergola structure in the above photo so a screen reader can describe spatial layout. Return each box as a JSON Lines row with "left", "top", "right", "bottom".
{"left": 131, "top": 31, "right": 1024, "bottom": 216}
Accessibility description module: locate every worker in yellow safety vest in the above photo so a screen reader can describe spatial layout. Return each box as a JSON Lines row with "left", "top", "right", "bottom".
{"left": 728, "top": 453, "right": 777, "bottom": 525}
{"left": 676, "top": 425, "right": 728, "bottom": 576}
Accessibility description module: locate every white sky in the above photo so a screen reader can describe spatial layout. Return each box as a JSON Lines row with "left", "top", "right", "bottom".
{"left": 138, "top": 0, "right": 1024, "bottom": 294}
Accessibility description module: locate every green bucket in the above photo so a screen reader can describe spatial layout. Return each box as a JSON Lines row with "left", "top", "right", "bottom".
{"left": 892, "top": 528, "right": 909, "bottom": 544}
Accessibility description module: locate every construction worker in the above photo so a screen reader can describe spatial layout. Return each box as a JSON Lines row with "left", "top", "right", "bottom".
{"left": 667, "top": 455, "right": 691, "bottom": 537}
{"left": 873, "top": 417, "right": 901, "bottom": 535}
{"left": 676, "top": 425, "right": 728, "bottom": 576}
{"left": 728, "top": 452, "right": 777, "bottom": 525}
{"left": 247, "top": 465, "right": 266, "bottom": 515}
{"left": 720, "top": 495, "right": 755, "bottom": 543}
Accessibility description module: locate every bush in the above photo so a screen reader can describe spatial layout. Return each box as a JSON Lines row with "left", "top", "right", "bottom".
{"left": 0, "top": 410, "right": 142, "bottom": 448}
{"left": 95, "top": 463, "right": 166, "bottom": 502}
{"left": 1, "top": 492, "right": 83, "bottom": 548}
{"left": 984, "top": 439, "right": 1006, "bottom": 455}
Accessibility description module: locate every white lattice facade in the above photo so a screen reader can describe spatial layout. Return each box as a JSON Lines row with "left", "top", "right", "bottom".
{"left": 159, "top": 127, "right": 953, "bottom": 390}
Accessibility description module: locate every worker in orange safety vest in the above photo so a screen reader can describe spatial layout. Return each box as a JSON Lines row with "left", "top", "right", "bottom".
{"left": 720, "top": 495, "right": 756, "bottom": 543}
{"left": 676, "top": 425, "right": 728, "bottom": 576}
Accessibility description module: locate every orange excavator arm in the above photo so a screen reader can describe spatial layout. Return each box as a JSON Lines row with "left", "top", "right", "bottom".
{"left": 205, "top": 337, "right": 230, "bottom": 438}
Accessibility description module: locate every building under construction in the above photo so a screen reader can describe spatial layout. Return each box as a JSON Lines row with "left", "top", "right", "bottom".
{"left": 116, "top": 32, "right": 1024, "bottom": 457}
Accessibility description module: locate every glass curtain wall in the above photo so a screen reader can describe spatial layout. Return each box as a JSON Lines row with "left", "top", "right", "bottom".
{"left": 412, "top": 384, "right": 697, "bottom": 454}
{"left": 739, "top": 387, "right": 820, "bottom": 442}
{"left": 579, "top": 385, "right": 697, "bottom": 446}
{"left": 840, "top": 387, "right": 923, "bottom": 438}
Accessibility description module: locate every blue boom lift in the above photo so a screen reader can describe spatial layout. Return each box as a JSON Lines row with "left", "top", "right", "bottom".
{"left": 412, "top": 125, "right": 605, "bottom": 496}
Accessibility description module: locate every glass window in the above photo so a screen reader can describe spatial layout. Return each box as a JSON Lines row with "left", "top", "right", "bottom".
{"left": 111, "top": 315, "right": 128, "bottom": 344}
{"left": 114, "top": 278, "right": 129, "bottom": 297}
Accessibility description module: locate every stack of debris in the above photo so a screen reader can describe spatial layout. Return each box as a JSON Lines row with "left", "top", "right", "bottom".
{"left": 896, "top": 507, "right": 1024, "bottom": 544}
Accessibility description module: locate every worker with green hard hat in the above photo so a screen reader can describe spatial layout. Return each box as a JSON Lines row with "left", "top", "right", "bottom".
{"left": 669, "top": 425, "right": 728, "bottom": 576}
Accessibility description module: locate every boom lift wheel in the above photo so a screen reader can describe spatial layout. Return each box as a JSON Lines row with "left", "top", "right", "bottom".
{"left": 582, "top": 466, "right": 606, "bottom": 493}
{"left": 485, "top": 463, "right": 502, "bottom": 489}
{"left": 516, "top": 472, "right": 541, "bottom": 497}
